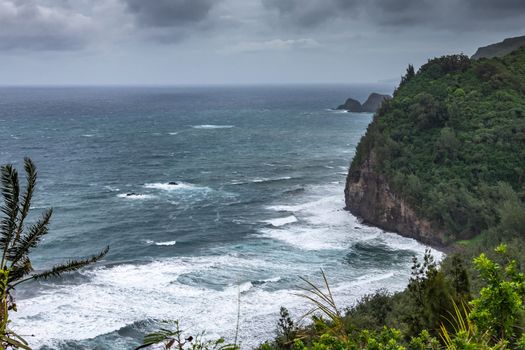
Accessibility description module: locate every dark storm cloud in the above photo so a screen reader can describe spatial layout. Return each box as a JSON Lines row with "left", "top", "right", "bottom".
{"left": 262, "top": 0, "right": 359, "bottom": 27}
{"left": 0, "top": 0, "right": 93, "bottom": 51}
{"left": 465, "top": 0, "right": 525, "bottom": 16}
{"left": 123, "top": 0, "right": 217, "bottom": 28}
{"left": 262, "top": 0, "right": 525, "bottom": 31}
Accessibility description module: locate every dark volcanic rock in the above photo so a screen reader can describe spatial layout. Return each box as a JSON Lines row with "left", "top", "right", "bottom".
{"left": 337, "top": 98, "right": 362, "bottom": 112}
{"left": 336, "top": 93, "right": 391, "bottom": 113}
{"left": 344, "top": 151, "right": 446, "bottom": 247}
{"left": 472, "top": 35, "right": 525, "bottom": 59}
{"left": 361, "top": 93, "right": 391, "bottom": 113}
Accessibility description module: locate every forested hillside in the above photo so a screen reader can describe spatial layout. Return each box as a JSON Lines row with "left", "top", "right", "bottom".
{"left": 346, "top": 48, "right": 525, "bottom": 245}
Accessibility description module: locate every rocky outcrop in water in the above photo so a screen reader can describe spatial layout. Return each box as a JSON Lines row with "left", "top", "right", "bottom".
{"left": 337, "top": 98, "right": 362, "bottom": 112}
{"left": 336, "top": 93, "right": 391, "bottom": 113}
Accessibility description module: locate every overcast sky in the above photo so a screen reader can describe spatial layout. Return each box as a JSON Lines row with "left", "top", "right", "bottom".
{"left": 1, "top": 0, "right": 524, "bottom": 85}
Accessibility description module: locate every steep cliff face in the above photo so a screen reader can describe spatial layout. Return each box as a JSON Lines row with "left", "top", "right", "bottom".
{"left": 345, "top": 151, "right": 446, "bottom": 247}
{"left": 344, "top": 46, "right": 525, "bottom": 247}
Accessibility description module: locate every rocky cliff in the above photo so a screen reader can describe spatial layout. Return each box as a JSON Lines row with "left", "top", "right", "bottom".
{"left": 345, "top": 151, "right": 446, "bottom": 247}
{"left": 344, "top": 45, "right": 525, "bottom": 247}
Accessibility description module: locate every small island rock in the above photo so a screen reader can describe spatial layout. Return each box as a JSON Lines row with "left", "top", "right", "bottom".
{"left": 336, "top": 98, "right": 362, "bottom": 112}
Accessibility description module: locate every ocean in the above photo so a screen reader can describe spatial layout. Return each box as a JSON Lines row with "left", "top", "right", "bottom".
{"left": 0, "top": 85, "right": 439, "bottom": 349}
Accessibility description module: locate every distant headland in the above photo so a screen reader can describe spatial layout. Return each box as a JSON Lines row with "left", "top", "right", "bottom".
{"left": 335, "top": 92, "right": 391, "bottom": 113}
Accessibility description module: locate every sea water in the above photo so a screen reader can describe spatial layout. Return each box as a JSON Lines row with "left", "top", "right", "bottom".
{"left": 0, "top": 85, "right": 440, "bottom": 349}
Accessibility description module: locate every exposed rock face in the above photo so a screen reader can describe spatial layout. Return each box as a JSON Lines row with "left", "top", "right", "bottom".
{"left": 362, "top": 93, "right": 391, "bottom": 113}
{"left": 337, "top": 98, "right": 362, "bottom": 112}
{"left": 472, "top": 35, "right": 525, "bottom": 59}
{"left": 344, "top": 151, "right": 446, "bottom": 247}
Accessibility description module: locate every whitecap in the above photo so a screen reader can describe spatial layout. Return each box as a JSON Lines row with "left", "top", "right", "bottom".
{"left": 81, "top": 134, "right": 95, "bottom": 138}
{"left": 155, "top": 240, "right": 177, "bottom": 246}
{"left": 354, "top": 272, "right": 395, "bottom": 285}
{"left": 144, "top": 182, "right": 200, "bottom": 191}
{"left": 252, "top": 176, "right": 293, "bottom": 184}
{"left": 12, "top": 251, "right": 417, "bottom": 349}
{"left": 168, "top": 132, "right": 178, "bottom": 135}
{"left": 192, "top": 125, "right": 234, "bottom": 129}
{"left": 326, "top": 109, "right": 350, "bottom": 114}
{"left": 260, "top": 225, "right": 351, "bottom": 251}
{"left": 253, "top": 276, "right": 281, "bottom": 285}
{"left": 262, "top": 215, "right": 298, "bottom": 227}
{"left": 117, "top": 193, "right": 155, "bottom": 200}
{"left": 226, "top": 281, "right": 253, "bottom": 294}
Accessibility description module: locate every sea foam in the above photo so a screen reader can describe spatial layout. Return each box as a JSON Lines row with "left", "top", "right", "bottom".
{"left": 262, "top": 215, "right": 298, "bottom": 227}
{"left": 117, "top": 193, "right": 155, "bottom": 200}
{"left": 192, "top": 125, "right": 234, "bottom": 129}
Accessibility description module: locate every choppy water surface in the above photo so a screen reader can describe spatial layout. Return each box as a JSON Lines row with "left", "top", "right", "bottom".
{"left": 0, "top": 85, "right": 439, "bottom": 349}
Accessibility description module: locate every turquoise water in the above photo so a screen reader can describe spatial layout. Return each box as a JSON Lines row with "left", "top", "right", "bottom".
{"left": 0, "top": 85, "right": 438, "bottom": 349}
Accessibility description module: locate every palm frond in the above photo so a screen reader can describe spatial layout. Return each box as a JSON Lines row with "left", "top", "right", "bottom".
{"left": 8, "top": 208, "right": 52, "bottom": 267}
{"left": 8, "top": 256, "right": 33, "bottom": 284}
{"left": 0, "top": 333, "right": 31, "bottom": 350}
{"left": 12, "top": 246, "right": 109, "bottom": 287}
{"left": 0, "top": 165, "right": 20, "bottom": 261}
{"left": 13, "top": 158, "right": 37, "bottom": 243}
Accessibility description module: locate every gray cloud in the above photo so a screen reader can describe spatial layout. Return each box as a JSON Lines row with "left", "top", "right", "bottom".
{"left": 222, "top": 38, "right": 321, "bottom": 54}
{"left": 0, "top": 0, "right": 94, "bottom": 50}
{"left": 466, "top": 0, "right": 525, "bottom": 17}
{"left": 123, "top": 0, "right": 217, "bottom": 28}
{"left": 262, "top": 0, "right": 525, "bottom": 31}
{"left": 262, "top": 0, "right": 359, "bottom": 27}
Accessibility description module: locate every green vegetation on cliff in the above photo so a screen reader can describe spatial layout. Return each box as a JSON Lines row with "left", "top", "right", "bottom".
{"left": 349, "top": 48, "right": 525, "bottom": 243}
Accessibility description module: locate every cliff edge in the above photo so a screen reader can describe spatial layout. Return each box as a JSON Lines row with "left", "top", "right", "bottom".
{"left": 345, "top": 151, "right": 446, "bottom": 247}
{"left": 345, "top": 45, "right": 525, "bottom": 247}
{"left": 472, "top": 35, "right": 525, "bottom": 59}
